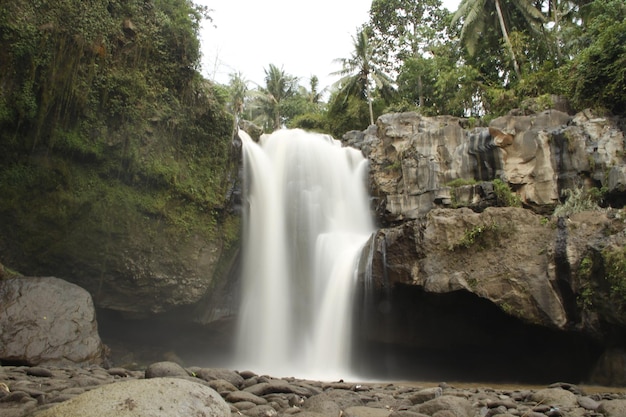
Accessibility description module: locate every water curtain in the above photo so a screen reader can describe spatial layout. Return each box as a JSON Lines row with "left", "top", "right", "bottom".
{"left": 237, "top": 129, "right": 374, "bottom": 379}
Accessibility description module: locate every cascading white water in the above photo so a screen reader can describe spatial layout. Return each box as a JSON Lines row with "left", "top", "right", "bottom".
{"left": 236, "top": 128, "right": 374, "bottom": 380}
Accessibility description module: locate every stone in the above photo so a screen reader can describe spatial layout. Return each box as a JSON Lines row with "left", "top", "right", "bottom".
{"left": 244, "top": 380, "right": 314, "bottom": 397}
{"left": 144, "top": 361, "right": 188, "bottom": 378}
{"left": 303, "top": 393, "right": 343, "bottom": 415}
{"left": 190, "top": 367, "right": 245, "bottom": 387}
{"left": 576, "top": 395, "right": 600, "bottom": 410}
{"left": 226, "top": 390, "right": 268, "bottom": 405}
{"left": 530, "top": 388, "right": 577, "bottom": 408}
{"left": 241, "top": 404, "right": 278, "bottom": 417}
{"left": 30, "top": 377, "right": 230, "bottom": 417}
{"left": 409, "top": 387, "right": 443, "bottom": 404}
{"left": 345, "top": 405, "right": 393, "bottom": 417}
{"left": 412, "top": 395, "right": 474, "bottom": 417}
{"left": 0, "top": 277, "right": 105, "bottom": 366}
{"left": 207, "top": 378, "right": 239, "bottom": 393}
{"left": 598, "top": 399, "right": 626, "bottom": 417}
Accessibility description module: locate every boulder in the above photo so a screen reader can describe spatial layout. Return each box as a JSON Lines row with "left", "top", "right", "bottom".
{"left": 0, "top": 277, "right": 105, "bottom": 366}
{"left": 31, "top": 377, "right": 230, "bottom": 417}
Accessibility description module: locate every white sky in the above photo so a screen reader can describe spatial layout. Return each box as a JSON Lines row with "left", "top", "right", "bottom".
{"left": 197, "top": 0, "right": 460, "bottom": 92}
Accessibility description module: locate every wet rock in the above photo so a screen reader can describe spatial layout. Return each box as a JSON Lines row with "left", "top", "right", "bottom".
{"left": 31, "top": 377, "right": 229, "bottom": 417}
{"left": 0, "top": 277, "right": 105, "bottom": 366}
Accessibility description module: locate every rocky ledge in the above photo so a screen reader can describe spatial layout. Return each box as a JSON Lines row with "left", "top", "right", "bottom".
{"left": 1, "top": 361, "right": 626, "bottom": 417}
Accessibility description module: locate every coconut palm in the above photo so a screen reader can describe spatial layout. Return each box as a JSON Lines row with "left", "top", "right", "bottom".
{"left": 452, "top": 0, "right": 545, "bottom": 78}
{"left": 228, "top": 71, "right": 248, "bottom": 134}
{"left": 253, "top": 64, "right": 298, "bottom": 131}
{"left": 332, "top": 27, "right": 395, "bottom": 126}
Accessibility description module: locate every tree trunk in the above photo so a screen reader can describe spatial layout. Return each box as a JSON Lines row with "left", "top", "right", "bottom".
{"left": 418, "top": 75, "right": 424, "bottom": 108}
{"left": 494, "top": 0, "right": 522, "bottom": 79}
{"left": 366, "top": 83, "right": 375, "bottom": 126}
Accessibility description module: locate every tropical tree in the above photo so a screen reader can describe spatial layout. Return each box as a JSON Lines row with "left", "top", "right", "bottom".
{"left": 451, "top": 0, "right": 545, "bottom": 79}
{"left": 332, "top": 26, "right": 395, "bottom": 126}
{"left": 562, "top": 0, "right": 626, "bottom": 114}
{"left": 227, "top": 71, "right": 248, "bottom": 134}
{"left": 369, "top": 0, "right": 447, "bottom": 69}
{"left": 252, "top": 64, "right": 298, "bottom": 131}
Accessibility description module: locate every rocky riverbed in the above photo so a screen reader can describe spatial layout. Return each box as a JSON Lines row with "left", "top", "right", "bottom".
{"left": 2, "top": 361, "right": 626, "bottom": 417}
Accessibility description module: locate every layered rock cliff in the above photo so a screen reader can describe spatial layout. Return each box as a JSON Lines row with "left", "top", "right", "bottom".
{"left": 345, "top": 109, "right": 626, "bottom": 384}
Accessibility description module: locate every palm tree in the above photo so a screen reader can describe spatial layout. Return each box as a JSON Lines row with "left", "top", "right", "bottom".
{"left": 255, "top": 64, "right": 298, "bottom": 131}
{"left": 228, "top": 72, "right": 248, "bottom": 134}
{"left": 452, "top": 0, "right": 545, "bottom": 79}
{"left": 332, "top": 27, "right": 395, "bottom": 126}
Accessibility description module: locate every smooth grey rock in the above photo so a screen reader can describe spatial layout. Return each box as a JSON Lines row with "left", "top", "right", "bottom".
{"left": 31, "top": 377, "right": 230, "bottom": 417}
{"left": 345, "top": 405, "right": 393, "bottom": 417}
{"left": 412, "top": 395, "right": 474, "bottom": 417}
{"left": 409, "top": 387, "right": 443, "bottom": 404}
{"left": 0, "top": 277, "right": 105, "bottom": 366}
{"left": 144, "top": 361, "right": 188, "bottom": 378}
{"left": 226, "top": 390, "right": 268, "bottom": 405}
{"left": 598, "top": 399, "right": 626, "bottom": 417}
{"left": 530, "top": 388, "right": 577, "bottom": 408}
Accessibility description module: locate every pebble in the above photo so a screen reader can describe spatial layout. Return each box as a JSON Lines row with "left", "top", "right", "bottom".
{"left": 1, "top": 362, "right": 626, "bottom": 417}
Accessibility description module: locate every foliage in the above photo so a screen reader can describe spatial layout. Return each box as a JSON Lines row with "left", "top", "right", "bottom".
{"left": 369, "top": 0, "right": 448, "bottom": 73}
{"left": 577, "top": 256, "right": 595, "bottom": 310}
{"left": 561, "top": 0, "right": 626, "bottom": 114}
{"left": 332, "top": 26, "right": 396, "bottom": 126}
{"left": 452, "top": 0, "right": 545, "bottom": 80}
{"left": 451, "top": 221, "right": 501, "bottom": 250}
{"left": 553, "top": 186, "right": 604, "bottom": 218}
{"left": 326, "top": 92, "right": 386, "bottom": 137}
{"left": 603, "top": 246, "right": 626, "bottom": 311}
{"left": 0, "top": 0, "right": 239, "bottom": 278}
{"left": 493, "top": 179, "right": 522, "bottom": 207}
{"left": 248, "top": 64, "right": 299, "bottom": 131}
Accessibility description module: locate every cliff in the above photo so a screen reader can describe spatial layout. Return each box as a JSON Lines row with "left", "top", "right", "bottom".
{"left": 345, "top": 109, "right": 626, "bottom": 384}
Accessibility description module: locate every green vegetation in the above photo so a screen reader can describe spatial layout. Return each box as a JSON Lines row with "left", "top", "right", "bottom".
{"left": 0, "top": 0, "right": 239, "bottom": 277}
{"left": 603, "top": 246, "right": 626, "bottom": 310}
{"left": 493, "top": 179, "right": 522, "bottom": 207}
{"left": 577, "top": 256, "right": 595, "bottom": 310}
{"left": 451, "top": 221, "right": 501, "bottom": 250}
{"left": 553, "top": 186, "right": 605, "bottom": 218}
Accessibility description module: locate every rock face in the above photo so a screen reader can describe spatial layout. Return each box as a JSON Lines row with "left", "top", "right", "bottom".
{"left": 344, "top": 109, "right": 625, "bottom": 223}
{"left": 0, "top": 277, "right": 106, "bottom": 366}
{"left": 344, "top": 109, "right": 626, "bottom": 384}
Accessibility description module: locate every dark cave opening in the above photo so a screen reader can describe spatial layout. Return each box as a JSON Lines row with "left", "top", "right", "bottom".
{"left": 96, "top": 308, "right": 235, "bottom": 369}
{"left": 353, "top": 283, "right": 604, "bottom": 384}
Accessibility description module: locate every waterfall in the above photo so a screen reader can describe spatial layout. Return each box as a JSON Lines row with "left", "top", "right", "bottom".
{"left": 236, "top": 128, "right": 374, "bottom": 380}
